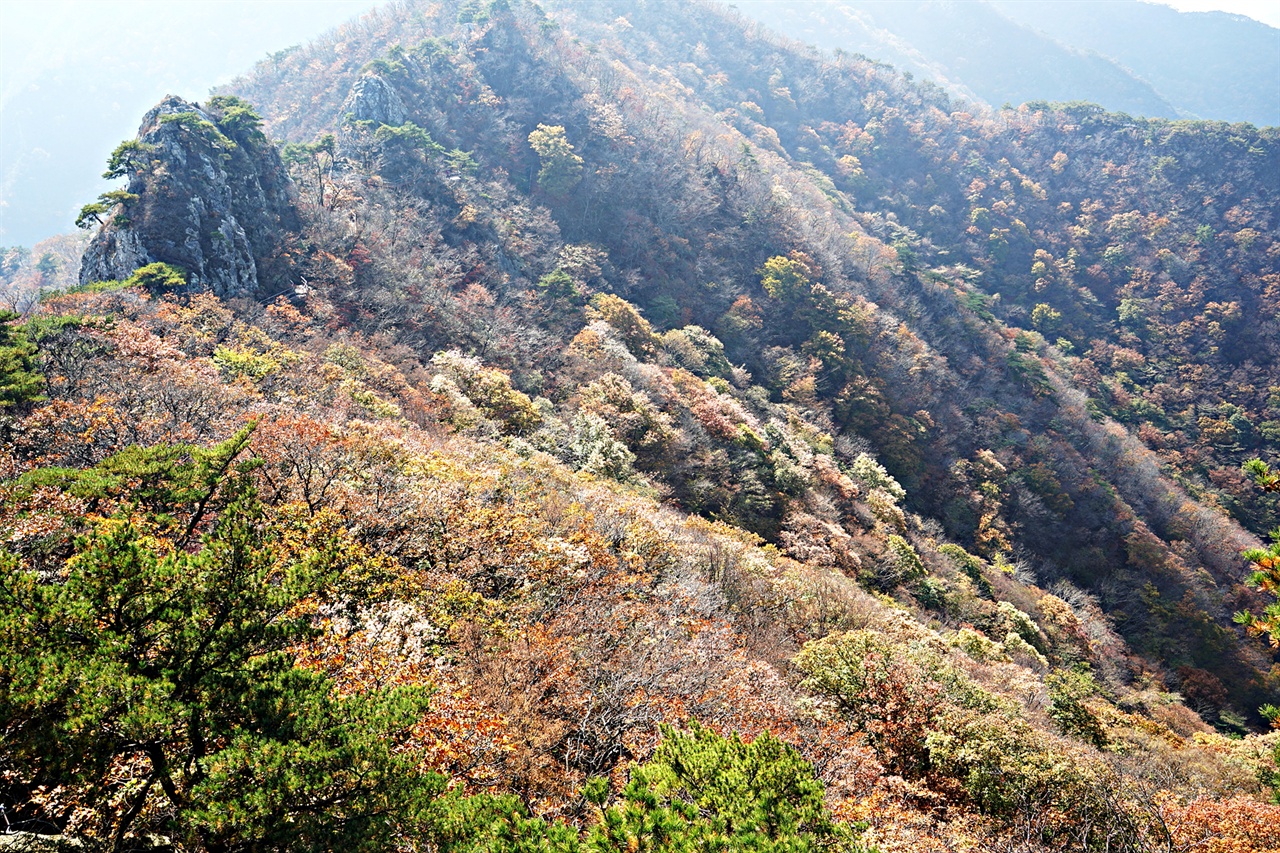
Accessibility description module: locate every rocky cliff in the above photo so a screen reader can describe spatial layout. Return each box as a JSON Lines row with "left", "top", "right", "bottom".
{"left": 341, "top": 74, "right": 408, "bottom": 126}
{"left": 79, "top": 95, "right": 298, "bottom": 298}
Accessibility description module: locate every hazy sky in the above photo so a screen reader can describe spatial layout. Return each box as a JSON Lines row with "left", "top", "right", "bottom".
{"left": 2, "top": 0, "right": 1274, "bottom": 107}
{"left": 0, "top": 0, "right": 383, "bottom": 245}
{"left": 1, "top": 0, "right": 1275, "bottom": 107}
{"left": 0, "top": 0, "right": 383, "bottom": 109}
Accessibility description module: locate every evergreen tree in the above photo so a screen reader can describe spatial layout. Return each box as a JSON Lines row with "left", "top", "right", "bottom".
{"left": 1236, "top": 458, "right": 1280, "bottom": 646}
{"left": 440, "top": 722, "right": 857, "bottom": 853}
{"left": 0, "top": 430, "right": 441, "bottom": 849}
{"left": 0, "top": 310, "right": 44, "bottom": 409}
{"left": 527, "top": 125, "right": 584, "bottom": 196}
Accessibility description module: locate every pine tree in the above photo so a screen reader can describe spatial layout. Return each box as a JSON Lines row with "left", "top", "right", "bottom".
{"left": 0, "top": 310, "right": 44, "bottom": 409}
{"left": 1236, "top": 459, "right": 1280, "bottom": 647}
{"left": 0, "top": 430, "right": 441, "bottom": 849}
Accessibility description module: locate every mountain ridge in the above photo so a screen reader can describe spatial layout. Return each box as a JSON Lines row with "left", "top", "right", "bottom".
{"left": 3, "top": 0, "right": 1278, "bottom": 848}
{"left": 738, "top": 0, "right": 1280, "bottom": 126}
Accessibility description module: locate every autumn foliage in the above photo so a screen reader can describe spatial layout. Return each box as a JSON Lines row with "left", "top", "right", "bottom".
{"left": 2, "top": 0, "right": 1278, "bottom": 848}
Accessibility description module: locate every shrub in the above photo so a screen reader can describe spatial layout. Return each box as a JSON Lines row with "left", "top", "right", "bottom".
{"left": 0, "top": 311, "right": 44, "bottom": 409}
{"left": 569, "top": 412, "right": 636, "bottom": 481}
{"left": 1046, "top": 668, "right": 1109, "bottom": 748}
{"left": 430, "top": 350, "right": 541, "bottom": 434}
{"left": 590, "top": 294, "right": 660, "bottom": 358}
{"left": 868, "top": 534, "right": 925, "bottom": 590}
{"left": 795, "top": 630, "right": 940, "bottom": 774}
{"left": 951, "top": 627, "right": 1010, "bottom": 663}
{"left": 440, "top": 722, "right": 862, "bottom": 853}
{"left": 939, "top": 543, "right": 994, "bottom": 599}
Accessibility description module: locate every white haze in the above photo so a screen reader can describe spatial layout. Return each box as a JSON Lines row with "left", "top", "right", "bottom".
{"left": 0, "top": 0, "right": 385, "bottom": 247}
{"left": 1152, "top": 0, "right": 1280, "bottom": 28}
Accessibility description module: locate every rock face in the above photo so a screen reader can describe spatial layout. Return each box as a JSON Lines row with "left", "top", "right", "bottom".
{"left": 341, "top": 74, "right": 408, "bottom": 126}
{"left": 80, "top": 95, "right": 299, "bottom": 298}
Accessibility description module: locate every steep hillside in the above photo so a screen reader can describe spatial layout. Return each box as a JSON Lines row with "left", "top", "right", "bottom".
{"left": 223, "top": 0, "right": 1279, "bottom": 709}
{"left": 3, "top": 0, "right": 1280, "bottom": 850}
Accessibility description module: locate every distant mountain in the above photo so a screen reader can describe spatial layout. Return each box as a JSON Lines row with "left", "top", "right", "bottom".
{"left": 992, "top": 0, "right": 1280, "bottom": 125}
{"left": 737, "top": 0, "right": 1278, "bottom": 125}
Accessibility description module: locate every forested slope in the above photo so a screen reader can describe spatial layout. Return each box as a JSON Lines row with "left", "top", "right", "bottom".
{"left": 3, "top": 0, "right": 1279, "bottom": 850}
{"left": 224, "top": 0, "right": 1280, "bottom": 711}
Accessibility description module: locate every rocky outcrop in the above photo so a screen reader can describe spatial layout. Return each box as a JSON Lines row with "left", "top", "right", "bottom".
{"left": 0, "top": 833, "right": 84, "bottom": 852}
{"left": 80, "top": 95, "right": 298, "bottom": 298}
{"left": 341, "top": 74, "right": 408, "bottom": 126}
{"left": 0, "top": 832, "right": 172, "bottom": 852}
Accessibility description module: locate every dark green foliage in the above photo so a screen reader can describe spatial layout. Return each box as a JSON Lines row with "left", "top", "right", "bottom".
{"left": 23, "top": 314, "right": 89, "bottom": 339}
{"left": 0, "top": 310, "right": 44, "bottom": 409}
{"left": 124, "top": 262, "right": 188, "bottom": 295}
{"left": 0, "top": 430, "right": 441, "bottom": 848}
{"left": 1244, "top": 458, "right": 1280, "bottom": 494}
{"left": 912, "top": 576, "right": 950, "bottom": 612}
{"left": 1045, "top": 668, "right": 1109, "bottom": 748}
{"left": 1005, "top": 334, "right": 1051, "bottom": 396}
{"left": 282, "top": 133, "right": 337, "bottom": 166}
{"left": 18, "top": 427, "right": 253, "bottom": 540}
{"left": 447, "top": 148, "right": 480, "bottom": 175}
{"left": 74, "top": 201, "right": 109, "bottom": 230}
{"left": 1238, "top": 525, "right": 1280, "bottom": 647}
{"left": 159, "top": 112, "right": 237, "bottom": 151}
{"left": 528, "top": 124, "right": 584, "bottom": 196}
{"left": 938, "top": 544, "right": 994, "bottom": 599}
{"left": 76, "top": 185, "right": 141, "bottom": 230}
{"left": 537, "top": 268, "right": 579, "bottom": 300}
{"left": 375, "top": 121, "right": 445, "bottom": 155}
{"left": 1236, "top": 459, "right": 1280, "bottom": 647}
{"left": 374, "top": 122, "right": 449, "bottom": 183}
{"left": 103, "top": 139, "right": 157, "bottom": 180}
{"left": 603, "top": 722, "right": 838, "bottom": 852}
{"left": 456, "top": 0, "right": 503, "bottom": 25}
{"left": 34, "top": 254, "right": 60, "bottom": 277}
{"left": 282, "top": 134, "right": 337, "bottom": 207}
{"left": 99, "top": 189, "right": 140, "bottom": 225}
{"left": 207, "top": 95, "right": 267, "bottom": 145}
{"left": 438, "top": 723, "right": 855, "bottom": 853}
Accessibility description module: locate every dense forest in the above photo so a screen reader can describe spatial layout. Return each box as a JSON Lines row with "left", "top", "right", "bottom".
{"left": 1, "top": 0, "right": 1278, "bottom": 850}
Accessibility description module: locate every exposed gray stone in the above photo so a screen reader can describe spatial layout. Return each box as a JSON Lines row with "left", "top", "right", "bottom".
{"left": 0, "top": 833, "right": 84, "bottom": 852}
{"left": 342, "top": 74, "right": 408, "bottom": 126}
{"left": 79, "top": 95, "right": 298, "bottom": 299}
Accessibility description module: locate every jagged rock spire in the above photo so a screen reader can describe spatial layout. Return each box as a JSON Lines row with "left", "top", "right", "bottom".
{"left": 80, "top": 95, "right": 297, "bottom": 298}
